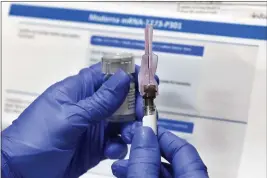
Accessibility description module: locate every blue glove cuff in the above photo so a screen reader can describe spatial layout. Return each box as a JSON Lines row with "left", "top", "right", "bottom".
{"left": 1, "top": 150, "right": 16, "bottom": 178}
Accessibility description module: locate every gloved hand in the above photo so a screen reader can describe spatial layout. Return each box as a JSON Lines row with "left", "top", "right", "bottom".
{"left": 111, "top": 127, "right": 209, "bottom": 178}
{"left": 1, "top": 62, "right": 144, "bottom": 178}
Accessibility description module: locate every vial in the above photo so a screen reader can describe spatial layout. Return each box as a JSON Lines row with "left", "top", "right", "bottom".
{"left": 101, "top": 53, "right": 136, "bottom": 122}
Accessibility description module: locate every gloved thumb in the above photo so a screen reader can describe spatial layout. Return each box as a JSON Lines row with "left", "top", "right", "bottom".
{"left": 75, "top": 69, "right": 131, "bottom": 122}
{"left": 112, "top": 127, "right": 160, "bottom": 178}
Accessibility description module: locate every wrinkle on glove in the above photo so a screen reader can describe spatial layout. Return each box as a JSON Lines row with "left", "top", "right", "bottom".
{"left": 158, "top": 127, "right": 209, "bottom": 178}
{"left": 112, "top": 126, "right": 209, "bottom": 178}
{"left": 1, "top": 63, "right": 136, "bottom": 178}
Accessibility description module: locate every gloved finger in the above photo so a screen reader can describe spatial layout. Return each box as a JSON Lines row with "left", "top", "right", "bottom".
{"left": 106, "top": 94, "right": 143, "bottom": 144}
{"left": 135, "top": 93, "right": 144, "bottom": 121}
{"left": 112, "top": 160, "right": 172, "bottom": 178}
{"left": 51, "top": 62, "right": 104, "bottom": 102}
{"left": 120, "top": 121, "right": 142, "bottom": 144}
{"left": 127, "top": 127, "right": 161, "bottom": 178}
{"left": 158, "top": 127, "right": 209, "bottom": 178}
{"left": 104, "top": 136, "right": 128, "bottom": 160}
{"left": 105, "top": 121, "right": 142, "bottom": 145}
{"left": 160, "top": 162, "right": 173, "bottom": 178}
{"left": 78, "top": 62, "right": 104, "bottom": 91}
{"left": 75, "top": 69, "right": 131, "bottom": 122}
{"left": 105, "top": 121, "right": 141, "bottom": 144}
{"left": 112, "top": 159, "right": 128, "bottom": 178}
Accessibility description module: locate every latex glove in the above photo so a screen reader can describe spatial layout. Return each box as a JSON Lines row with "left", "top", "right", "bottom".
{"left": 111, "top": 127, "right": 209, "bottom": 178}
{"left": 1, "top": 63, "right": 142, "bottom": 178}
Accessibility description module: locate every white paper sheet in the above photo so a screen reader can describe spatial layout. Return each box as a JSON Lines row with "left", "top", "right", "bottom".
{"left": 177, "top": 2, "right": 267, "bottom": 20}
{"left": 2, "top": 2, "right": 266, "bottom": 178}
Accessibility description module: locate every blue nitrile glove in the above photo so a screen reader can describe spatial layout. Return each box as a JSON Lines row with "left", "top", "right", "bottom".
{"left": 1, "top": 62, "right": 144, "bottom": 178}
{"left": 111, "top": 127, "right": 209, "bottom": 178}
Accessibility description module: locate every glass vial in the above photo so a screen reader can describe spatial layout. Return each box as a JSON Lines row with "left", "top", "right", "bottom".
{"left": 101, "top": 53, "right": 136, "bottom": 122}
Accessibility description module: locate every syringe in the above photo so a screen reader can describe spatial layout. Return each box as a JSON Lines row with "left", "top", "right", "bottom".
{"left": 138, "top": 24, "right": 158, "bottom": 134}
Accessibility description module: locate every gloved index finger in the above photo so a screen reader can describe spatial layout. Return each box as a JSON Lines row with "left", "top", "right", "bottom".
{"left": 120, "top": 121, "right": 142, "bottom": 144}
{"left": 50, "top": 62, "right": 104, "bottom": 103}
{"left": 76, "top": 69, "right": 131, "bottom": 122}
{"left": 158, "top": 127, "right": 209, "bottom": 178}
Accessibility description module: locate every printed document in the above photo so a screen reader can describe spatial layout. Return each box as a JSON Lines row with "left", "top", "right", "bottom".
{"left": 2, "top": 2, "right": 266, "bottom": 178}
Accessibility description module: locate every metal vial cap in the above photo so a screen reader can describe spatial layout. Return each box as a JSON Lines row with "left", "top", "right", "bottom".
{"left": 102, "top": 53, "right": 135, "bottom": 74}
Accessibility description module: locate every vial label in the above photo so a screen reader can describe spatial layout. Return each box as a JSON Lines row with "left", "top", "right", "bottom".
{"left": 113, "top": 82, "right": 135, "bottom": 116}
{"left": 127, "top": 82, "right": 135, "bottom": 111}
